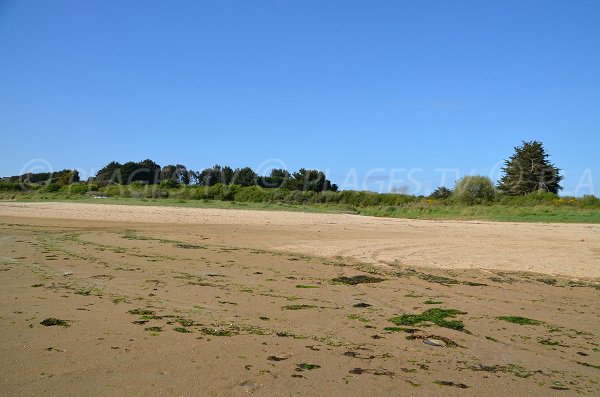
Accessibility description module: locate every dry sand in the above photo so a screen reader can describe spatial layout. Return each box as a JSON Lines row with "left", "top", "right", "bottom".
{"left": 1, "top": 202, "right": 599, "bottom": 278}
{"left": 1, "top": 202, "right": 599, "bottom": 396}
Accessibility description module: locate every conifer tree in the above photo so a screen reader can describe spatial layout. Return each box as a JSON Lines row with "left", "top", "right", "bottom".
{"left": 498, "top": 141, "right": 563, "bottom": 195}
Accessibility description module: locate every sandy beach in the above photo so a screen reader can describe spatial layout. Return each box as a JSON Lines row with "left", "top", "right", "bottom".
{"left": 1, "top": 202, "right": 599, "bottom": 395}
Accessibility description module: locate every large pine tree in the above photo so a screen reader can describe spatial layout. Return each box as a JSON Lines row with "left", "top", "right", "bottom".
{"left": 498, "top": 141, "right": 563, "bottom": 195}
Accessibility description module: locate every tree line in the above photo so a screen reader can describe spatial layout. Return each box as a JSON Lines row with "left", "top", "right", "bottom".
{"left": 2, "top": 169, "right": 80, "bottom": 189}
{"left": 0, "top": 141, "right": 575, "bottom": 198}
{"left": 93, "top": 161, "right": 338, "bottom": 192}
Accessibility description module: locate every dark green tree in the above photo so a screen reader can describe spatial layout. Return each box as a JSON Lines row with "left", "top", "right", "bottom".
{"left": 56, "top": 170, "right": 80, "bottom": 186}
{"left": 233, "top": 167, "right": 258, "bottom": 187}
{"left": 160, "top": 165, "right": 177, "bottom": 182}
{"left": 127, "top": 159, "right": 161, "bottom": 184}
{"left": 95, "top": 161, "right": 124, "bottom": 184}
{"left": 430, "top": 186, "right": 452, "bottom": 199}
{"left": 198, "top": 165, "right": 223, "bottom": 186}
{"left": 221, "top": 166, "right": 234, "bottom": 185}
{"left": 95, "top": 160, "right": 161, "bottom": 185}
{"left": 258, "top": 169, "right": 290, "bottom": 188}
{"left": 175, "top": 164, "right": 190, "bottom": 185}
{"left": 160, "top": 164, "right": 190, "bottom": 185}
{"left": 290, "top": 169, "right": 336, "bottom": 192}
{"left": 498, "top": 141, "right": 563, "bottom": 195}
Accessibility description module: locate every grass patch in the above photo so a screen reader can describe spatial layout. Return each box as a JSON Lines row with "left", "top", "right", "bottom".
{"left": 389, "top": 308, "right": 467, "bottom": 331}
{"left": 489, "top": 276, "right": 515, "bottom": 284}
{"left": 417, "top": 273, "right": 487, "bottom": 287}
{"left": 283, "top": 304, "right": 318, "bottom": 310}
{"left": 144, "top": 326, "right": 162, "bottom": 333}
{"left": 128, "top": 308, "right": 155, "bottom": 316}
{"left": 537, "top": 277, "right": 557, "bottom": 285}
{"left": 295, "top": 284, "right": 320, "bottom": 288}
{"left": 276, "top": 331, "right": 295, "bottom": 337}
{"left": 331, "top": 275, "right": 385, "bottom": 285}
{"left": 112, "top": 295, "right": 128, "bottom": 304}
{"left": 384, "top": 326, "right": 420, "bottom": 334}
{"left": 174, "top": 243, "right": 205, "bottom": 249}
{"left": 174, "top": 327, "right": 192, "bottom": 333}
{"left": 417, "top": 274, "right": 460, "bottom": 285}
{"left": 40, "top": 318, "right": 70, "bottom": 327}
{"left": 433, "top": 380, "right": 469, "bottom": 389}
{"left": 348, "top": 314, "right": 370, "bottom": 323}
{"left": 497, "top": 316, "right": 542, "bottom": 326}
{"left": 538, "top": 338, "right": 561, "bottom": 346}
{"left": 577, "top": 362, "right": 600, "bottom": 370}
{"left": 177, "top": 318, "right": 194, "bottom": 327}
{"left": 200, "top": 328, "right": 232, "bottom": 337}
{"left": 297, "top": 363, "right": 321, "bottom": 370}
{"left": 424, "top": 299, "right": 443, "bottom": 305}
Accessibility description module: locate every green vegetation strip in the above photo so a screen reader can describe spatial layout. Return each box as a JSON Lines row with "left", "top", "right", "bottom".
{"left": 497, "top": 316, "right": 543, "bottom": 326}
{"left": 40, "top": 318, "right": 70, "bottom": 327}
{"left": 283, "top": 304, "right": 317, "bottom": 310}
{"left": 331, "top": 275, "right": 385, "bottom": 285}
{"left": 5, "top": 192, "right": 600, "bottom": 223}
{"left": 297, "top": 363, "right": 321, "bottom": 370}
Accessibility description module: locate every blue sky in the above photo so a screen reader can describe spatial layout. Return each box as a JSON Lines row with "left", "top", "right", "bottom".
{"left": 1, "top": 0, "right": 598, "bottom": 195}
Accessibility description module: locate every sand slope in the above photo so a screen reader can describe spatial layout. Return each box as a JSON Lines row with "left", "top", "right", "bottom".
{"left": 1, "top": 201, "right": 599, "bottom": 278}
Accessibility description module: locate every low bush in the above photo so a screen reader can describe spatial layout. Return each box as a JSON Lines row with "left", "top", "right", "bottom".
{"left": 430, "top": 186, "right": 452, "bottom": 199}
{"left": 452, "top": 176, "right": 497, "bottom": 205}
{"left": 579, "top": 195, "right": 600, "bottom": 209}
{"left": 0, "top": 181, "right": 23, "bottom": 192}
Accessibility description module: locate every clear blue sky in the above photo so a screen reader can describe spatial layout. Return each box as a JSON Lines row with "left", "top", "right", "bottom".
{"left": 1, "top": 0, "right": 598, "bottom": 195}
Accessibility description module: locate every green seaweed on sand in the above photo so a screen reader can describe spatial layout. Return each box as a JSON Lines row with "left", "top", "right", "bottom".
{"left": 331, "top": 275, "right": 385, "bottom": 285}
{"left": 389, "top": 308, "right": 467, "bottom": 331}
{"left": 497, "top": 316, "right": 542, "bottom": 326}
{"left": 40, "top": 318, "right": 70, "bottom": 327}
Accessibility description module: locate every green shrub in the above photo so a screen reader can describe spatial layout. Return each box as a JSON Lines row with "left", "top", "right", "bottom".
{"left": 102, "top": 185, "right": 129, "bottom": 197}
{"left": 580, "top": 195, "right": 600, "bottom": 209}
{"left": 44, "top": 182, "right": 61, "bottom": 192}
{"left": 498, "top": 190, "right": 557, "bottom": 206}
{"left": 452, "top": 176, "right": 496, "bottom": 205}
{"left": 430, "top": 186, "right": 452, "bottom": 199}
{"left": 159, "top": 179, "right": 180, "bottom": 189}
{"left": 61, "top": 183, "right": 91, "bottom": 195}
{"left": 31, "top": 181, "right": 596, "bottom": 214}
{"left": 150, "top": 189, "right": 169, "bottom": 199}
{"left": 0, "top": 181, "right": 23, "bottom": 192}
